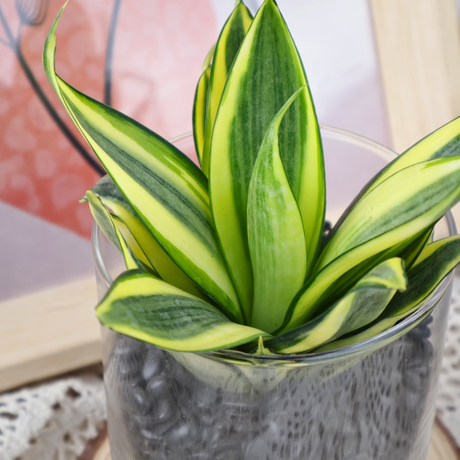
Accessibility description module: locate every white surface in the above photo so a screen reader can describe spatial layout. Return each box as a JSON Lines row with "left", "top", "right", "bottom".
{"left": 210, "top": 0, "right": 390, "bottom": 146}
{"left": 0, "top": 201, "right": 93, "bottom": 302}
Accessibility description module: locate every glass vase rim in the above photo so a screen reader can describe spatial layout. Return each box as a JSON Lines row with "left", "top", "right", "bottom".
{"left": 92, "top": 125, "right": 457, "bottom": 365}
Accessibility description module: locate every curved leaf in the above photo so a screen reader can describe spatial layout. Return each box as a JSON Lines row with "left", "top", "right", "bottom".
{"left": 280, "top": 157, "right": 460, "bottom": 332}
{"left": 97, "top": 270, "right": 269, "bottom": 352}
{"left": 319, "top": 157, "right": 460, "bottom": 269}
{"left": 86, "top": 191, "right": 154, "bottom": 273}
{"left": 267, "top": 258, "right": 406, "bottom": 353}
{"left": 88, "top": 175, "right": 207, "bottom": 300}
{"left": 210, "top": 0, "right": 324, "bottom": 319}
{"left": 43, "top": 7, "right": 242, "bottom": 323}
{"left": 386, "top": 235, "right": 460, "bottom": 317}
{"left": 324, "top": 116, "right": 460, "bottom": 248}
{"left": 248, "top": 88, "right": 307, "bottom": 333}
{"left": 363, "top": 116, "right": 460, "bottom": 198}
{"left": 316, "top": 235, "right": 460, "bottom": 353}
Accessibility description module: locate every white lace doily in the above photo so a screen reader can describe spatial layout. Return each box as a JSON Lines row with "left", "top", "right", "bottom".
{"left": 0, "top": 373, "right": 106, "bottom": 460}
{"left": 0, "top": 278, "right": 459, "bottom": 460}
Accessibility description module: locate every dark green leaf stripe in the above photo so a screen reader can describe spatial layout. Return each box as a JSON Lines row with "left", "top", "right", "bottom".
{"left": 398, "top": 226, "right": 434, "bottom": 270}
{"left": 310, "top": 226, "right": 430, "bottom": 317}
{"left": 200, "top": 1, "right": 252, "bottom": 176}
{"left": 385, "top": 235, "right": 460, "bottom": 317}
{"left": 210, "top": 0, "right": 324, "bottom": 320}
{"left": 323, "top": 116, "right": 460, "bottom": 248}
{"left": 248, "top": 88, "right": 307, "bottom": 333}
{"left": 97, "top": 270, "right": 269, "bottom": 352}
{"left": 280, "top": 158, "right": 460, "bottom": 332}
{"left": 43, "top": 6, "right": 242, "bottom": 323}
{"left": 319, "top": 157, "right": 460, "bottom": 269}
{"left": 362, "top": 116, "right": 460, "bottom": 199}
{"left": 317, "top": 236, "right": 460, "bottom": 353}
{"left": 89, "top": 175, "right": 207, "bottom": 299}
{"left": 193, "top": 66, "right": 211, "bottom": 163}
{"left": 267, "top": 258, "right": 407, "bottom": 354}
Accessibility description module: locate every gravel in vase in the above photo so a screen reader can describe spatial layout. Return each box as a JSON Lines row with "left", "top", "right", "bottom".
{"left": 102, "top": 307, "right": 445, "bottom": 460}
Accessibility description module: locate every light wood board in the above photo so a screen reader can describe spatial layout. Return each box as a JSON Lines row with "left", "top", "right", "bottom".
{"left": 370, "top": 0, "right": 460, "bottom": 154}
{"left": 80, "top": 419, "right": 459, "bottom": 460}
{"left": 428, "top": 419, "right": 460, "bottom": 460}
{"left": 0, "top": 277, "right": 101, "bottom": 392}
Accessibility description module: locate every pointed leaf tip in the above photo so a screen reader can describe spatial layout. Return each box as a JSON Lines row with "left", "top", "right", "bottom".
{"left": 200, "top": 0, "right": 253, "bottom": 176}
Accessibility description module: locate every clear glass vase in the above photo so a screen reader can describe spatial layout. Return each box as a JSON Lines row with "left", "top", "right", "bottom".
{"left": 93, "top": 128, "right": 455, "bottom": 460}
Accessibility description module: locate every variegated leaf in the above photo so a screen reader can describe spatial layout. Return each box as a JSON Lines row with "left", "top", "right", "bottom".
{"left": 210, "top": 0, "right": 324, "bottom": 320}
{"left": 86, "top": 191, "right": 153, "bottom": 273}
{"left": 267, "top": 258, "right": 406, "bottom": 353}
{"left": 97, "top": 270, "right": 269, "bottom": 352}
{"left": 317, "top": 235, "right": 460, "bottom": 353}
{"left": 43, "top": 6, "right": 242, "bottom": 323}
{"left": 87, "top": 175, "right": 207, "bottom": 300}
{"left": 324, "top": 116, "right": 460, "bottom": 246}
{"left": 193, "top": 65, "right": 211, "bottom": 163}
{"left": 319, "top": 158, "right": 460, "bottom": 269}
{"left": 280, "top": 157, "right": 460, "bottom": 332}
{"left": 248, "top": 88, "right": 307, "bottom": 333}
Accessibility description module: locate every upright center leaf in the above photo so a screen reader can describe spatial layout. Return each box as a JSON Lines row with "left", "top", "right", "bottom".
{"left": 209, "top": 0, "right": 324, "bottom": 321}
{"left": 248, "top": 88, "right": 307, "bottom": 333}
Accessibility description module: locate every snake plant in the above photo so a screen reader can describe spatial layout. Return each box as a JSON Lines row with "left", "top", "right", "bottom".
{"left": 44, "top": 0, "right": 460, "bottom": 354}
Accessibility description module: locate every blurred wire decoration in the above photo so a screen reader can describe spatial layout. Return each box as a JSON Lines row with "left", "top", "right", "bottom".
{"left": 15, "top": 0, "right": 50, "bottom": 27}
{"left": 0, "top": 0, "right": 126, "bottom": 176}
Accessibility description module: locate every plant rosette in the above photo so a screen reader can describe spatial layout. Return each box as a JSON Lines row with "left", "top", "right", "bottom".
{"left": 44, "top": 1, "right": 460, "bottom": 459}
